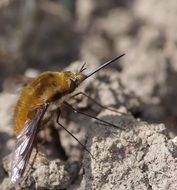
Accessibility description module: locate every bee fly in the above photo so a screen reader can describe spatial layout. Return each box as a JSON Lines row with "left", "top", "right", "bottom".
{"left": 11, "top": 54, "right": 125, "bottom": 184}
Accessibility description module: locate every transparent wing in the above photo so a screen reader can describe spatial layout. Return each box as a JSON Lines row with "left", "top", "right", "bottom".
{"left": 11, "top": 103, "right": 48, "bottom": 184}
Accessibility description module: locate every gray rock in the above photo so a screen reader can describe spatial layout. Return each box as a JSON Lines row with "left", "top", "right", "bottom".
{"left": 77, "top": 111, "right": 177, "bottom": 190}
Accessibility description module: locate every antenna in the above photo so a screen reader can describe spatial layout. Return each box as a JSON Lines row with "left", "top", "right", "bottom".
{"left": 85, "top": 53, "right": 125, "bottom": 79}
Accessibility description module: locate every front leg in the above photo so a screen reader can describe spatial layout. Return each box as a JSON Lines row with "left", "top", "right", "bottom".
{"left": 71, "top": 91, "right": 127, "bottom": 115}
{"left": 63, "top": 101, "right": 124, "bottom": 130}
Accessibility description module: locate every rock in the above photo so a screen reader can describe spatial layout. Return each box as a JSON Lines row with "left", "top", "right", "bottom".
{"left": 78, "top": 111, "right": 177, "bottom": 190}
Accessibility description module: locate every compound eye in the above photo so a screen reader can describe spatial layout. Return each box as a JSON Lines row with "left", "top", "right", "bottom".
{"left": 68, "top": 78, "right": 76, "bottom": 92}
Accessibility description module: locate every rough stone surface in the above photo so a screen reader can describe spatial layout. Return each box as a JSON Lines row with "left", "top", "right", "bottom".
{"left": 79, "top": 112, "right": 177, "bottom": 190}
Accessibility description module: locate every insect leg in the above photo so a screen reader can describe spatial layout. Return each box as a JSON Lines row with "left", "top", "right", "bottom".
{"left": 63, "top": 101, "right": 124, "bottom": 130}
{"left": 71, "top": 92, "right": 127, "bottom": 115}
{"left": 56, "top": 108, "right": 95, "bottom": 159}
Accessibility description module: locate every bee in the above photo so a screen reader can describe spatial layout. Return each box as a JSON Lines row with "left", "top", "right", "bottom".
{"left": 11, "top": 54, "right": 125, "bottom": 184}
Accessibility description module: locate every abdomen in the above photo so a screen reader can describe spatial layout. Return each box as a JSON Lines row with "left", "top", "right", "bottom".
{"left": 13, "top": 72, "right": 70, "bottom": 135}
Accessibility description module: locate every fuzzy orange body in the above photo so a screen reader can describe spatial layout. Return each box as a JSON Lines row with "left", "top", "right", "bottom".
{"left": 13, "top": 71, "right": 84, "bottom": 135}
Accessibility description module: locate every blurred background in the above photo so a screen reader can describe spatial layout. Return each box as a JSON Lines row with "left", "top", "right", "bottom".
{"left": 1, "top": 0, "right": 177, "bottom": 124}
{"left": 1, "top": 0, "right": 177, "bottom": 187}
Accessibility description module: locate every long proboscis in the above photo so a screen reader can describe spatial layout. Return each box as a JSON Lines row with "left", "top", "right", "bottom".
{"left": 85, "top": 53, "right": 125, "bottom": 79}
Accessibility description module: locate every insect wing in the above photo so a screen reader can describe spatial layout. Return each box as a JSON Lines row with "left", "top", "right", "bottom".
{"left": 11, "top": 104, "right": 48, "bottom": 184}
